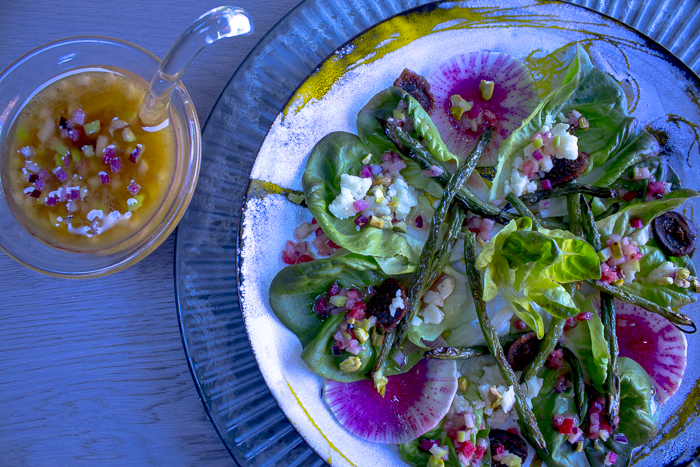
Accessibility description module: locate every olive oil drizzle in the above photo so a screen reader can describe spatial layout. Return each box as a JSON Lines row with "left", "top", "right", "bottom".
{"left": 283, "top": 0, "right": 672, "bottom": 118}
{"left": 286, "top": 380, "right": 357, "bottom": 466}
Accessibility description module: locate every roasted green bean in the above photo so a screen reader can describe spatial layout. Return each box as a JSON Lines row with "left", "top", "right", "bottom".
{"left": 519, "top": 185, "right": 616, "bottom": 204}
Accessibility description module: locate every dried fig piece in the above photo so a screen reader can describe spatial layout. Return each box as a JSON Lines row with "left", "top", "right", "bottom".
{"left": 366, "top": 278, "right": 408, "bottom": 330}
{"left": 394, "top": 69, "right": 435, "bottom": 115}
{"left": 489, "top": 429, "right": 528, "bottom": 467}
{"left": 505, "top": 332, "right": 541, "bottom": 371}
{"left": 652, "top": 211, "right": 697, "bottom": 257}
{"left": 542, "top": 151, "right": 590, "bottom": 187}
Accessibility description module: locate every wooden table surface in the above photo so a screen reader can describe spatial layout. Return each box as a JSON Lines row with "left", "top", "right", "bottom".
{"left": 0, "top": 1, "right": 301, "bottom": 465}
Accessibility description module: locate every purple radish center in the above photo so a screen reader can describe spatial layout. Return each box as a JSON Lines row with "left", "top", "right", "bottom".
{"left": 323, "top": 358, "right": 457, "bottom": 444}
{"left": 427, "top": 51, "right": 538, "bottom": 166}
{"left": 594, "top": 296, "right": 687, "bottom": 404}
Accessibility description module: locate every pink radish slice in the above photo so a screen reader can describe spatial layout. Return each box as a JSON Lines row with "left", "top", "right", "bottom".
{"left": 427, "top": 51, "right": 539, "bottom": 166}
{"left": 592, "top": 296, "right": 687, "bottom": 404}
{"left": 323, "top": 358, "right": 457, "bottom": 444}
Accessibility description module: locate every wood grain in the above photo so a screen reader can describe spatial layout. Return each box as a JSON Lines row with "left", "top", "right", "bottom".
{"left": 0, "top": 1, "right": 301, "bottom": 465}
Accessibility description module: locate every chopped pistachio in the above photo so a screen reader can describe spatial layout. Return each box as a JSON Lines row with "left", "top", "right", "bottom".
{"left": 479, "top": 80, "right": 495, "bottom": 100}
{"left": 355, "top": 328, "right": 369, "bottom": 344}
{"left": 361, "top": 318, "right": 372, "bottom": 332}
{"left": 609, "top": 241, "right": 622, "bottom": 259}
{"left": 373, "top": 186, "right": 385, "bottom": 203}
{"left": 677, "top": 268, "right": 690, "bottom": 281}
{"left": 392, "top": 221, "right": 407, "bottom": 233}
{"left": 369, "top": 216, "right": 386, "bottom": 229}
{"left": 458, "top": 376, "right": 468, "bottom": 392}
{"left": 374, "top": 372, "right": 388, "bottom": 397}
{"left": 553, "top": 134, "right": 561, "bottom": 148}
{"left": 374, "top": 176, "right": 392, "bottom": 186}
{"left": 372, "top": 328, "right": 385, "bottom": 347}
{"left": 329, "top": 295, "right": 347, "bottom": 307}
{"left": 339, "top": 356, "right": 362, "bottom": 373}
{"left": 122, "top": 127, "right": 137, "bottom": 142}
{"left": 287, "top": 192, "right": 304, "bottom": 204}
{"left": 449, "top": 94, "right": 473, "bottom": 121}
{"left": 578, "top": 116, "right": 590, "bottom": 130}
{"left": 361, "top": 153, "right": 373, "bottom": 165}
{"left": 392, "top": 109, "right": 405, "bottom": 120}
{"left": 70, "top": 148, "right": 81, "bottom": 163}
{"left": 457, "top": 431, "right": 468, "bottom": 443}
{"left": 533, "top": 136, "right": 544, "bottom": 149}
{"left": 84, "top": 120, "right": 101, "bottom": 135}
{"left": 612, "top": 278, "right": 624, "bottom": 287}
{"left": 427, "top": 457, "right": 444, "bottom": 467}
{"left": 489, "top": 386, "right": 504, "bottom": 409}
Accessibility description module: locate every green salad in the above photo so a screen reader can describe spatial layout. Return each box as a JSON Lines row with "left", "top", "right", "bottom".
{"left": 270, "top": 45, "right": 698, "bottom": 467}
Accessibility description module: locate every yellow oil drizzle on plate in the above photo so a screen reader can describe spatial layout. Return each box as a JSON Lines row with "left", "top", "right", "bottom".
{"left": 286, "top": 380, "right": 357, "bottom": 466}
{"left": 284, "top": 0, "right": 664, "bottom": 118}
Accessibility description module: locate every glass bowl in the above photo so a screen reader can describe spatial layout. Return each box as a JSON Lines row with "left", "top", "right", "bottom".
{"left": 0, "top": 37, "right": 201, "bottom": 278}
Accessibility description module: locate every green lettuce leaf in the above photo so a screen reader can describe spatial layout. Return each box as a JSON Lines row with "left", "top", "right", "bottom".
{"left": 268, "top": 254, "right": 384, "bottom": 346}
{"left": 475, "top": 218, "right": 600, "bottom": 337}
{"left": 621, "top": 242, "right": 696, "bottom": 308}
{"left": 406, "top": 266, "right": 476, "bottom": 348}
{"left": 356, "top": 86, "right": 460, "bottom": 165}
{"left": 302, "top": 131, "right": 426, "bottom": 269}
{"left": 566, "top": 293, "right": 610, "bottom": 389}
{"left": 529, "top": 368, "right": 591, "bottom": 467}
{"left": 301, "top": 314, "right": 376, "bottom": 382}
{"left": 595, "top": 188, "right": 698, "bottom": 240}
{"left": 491, "top": 44, "right": 659, "bottom": 203}
{"left": 616, "top": 357, "right": 660, "bottom": 446}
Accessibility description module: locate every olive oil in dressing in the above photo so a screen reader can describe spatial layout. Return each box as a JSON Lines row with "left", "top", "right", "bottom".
{"left": 1, "top": 67, "right": 176, "bottom": 253}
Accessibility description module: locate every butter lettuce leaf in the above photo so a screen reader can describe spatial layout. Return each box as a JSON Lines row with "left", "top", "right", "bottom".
{"left": 268, "top": 254, "right": 384, "bottom": 346}
{"left": 491, "top": 44, "right": 659, "bottom": 203}
{"left": 566, "top": 293, "right": 610, "bottom": 389}
{"left": 529, "top": 369, "right": 591, "bottom": 467}
{"left": 475, "top": 218, "right": 600, "bottom": 337}
{"left": 303, "top": 131, "right": 426, "bottom": 269}
{"left": 357, "top": 86, "right": 460, "bottom": 165}
{"left": 617, "top": 357, "right": 660, "bottom": 446}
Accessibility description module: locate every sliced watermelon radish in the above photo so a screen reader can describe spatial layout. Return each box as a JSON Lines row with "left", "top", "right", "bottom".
{"left": 323, "top": 358, "right": 458, "bottom": 444}
{"left": 592, "top": 295, "right": 687, "bottom": 404}
{"left": 427, "top": 51, "right": 539, "bottom": 167}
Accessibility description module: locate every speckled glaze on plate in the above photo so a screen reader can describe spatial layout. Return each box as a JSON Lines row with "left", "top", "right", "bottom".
{"left": 175, "top": 0, "right": 700, "bottom": 466}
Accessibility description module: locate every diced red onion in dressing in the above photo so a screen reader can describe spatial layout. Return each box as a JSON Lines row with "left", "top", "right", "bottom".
{"left": 568, "top": 110, "right": 583, "bottom": 125}
{"left": 541, "top": 179, "right": 553, "bottom": 191}
{"left": 323, "top": 358, "right": 458, "bottom": 444}
{"left": 25, "top": 188, "right": 41, "bottom": 198}
{"left": 19, "top": 146, "right": 36, "bottom": 159}
{"left": 415, "top": 215, "right": 424, "bottom": 228}
{"left": 605, "top": 452, "right": 618, "bottom": 465}
{"left": 34, "top": 178, "right": 45, "bottom": 190}
{"left": 355, "top": 215, "right": 369, "bottom": 228}
{"left": 109, "top": 157, "right": 123, "bottom": 173}
{"left": 370, "top": 164, "right": 383, "bottom": 175}
{"left": 359, "top": 166, "right": 372, "bottom": 178}
{"left": 71, "top": 108, "right": 86, "bottom": 126}
{"left": 129, "top": 144, "right": 144, "bottom": 163}
{"left": 53, "top": 167, "right": 68, "bottom": 182}
{"left": 45, "top": 195, "right": 58, "bottom": 206}
{"left": 353, "top": 199, "right": 369, "bottom": 212}
{"left": 630, "top": 218, "right": 644, "bottom": 229}
{"left": 420, "top": 439, "right": 439, "bottom": 451}
{"left": 98, "top": 171, "right": 110, "bottom": 184}
{"left": 532, "top": 149, "right": 543, "bottom": 161}
{"left": 108, "top": 118, "right": 128, "bottom": 135}
{"left": 613, "top": 433, "right": 628, "bottom": 444}
{"left": 421, "top": 165, "right": 445, "bottom": 177}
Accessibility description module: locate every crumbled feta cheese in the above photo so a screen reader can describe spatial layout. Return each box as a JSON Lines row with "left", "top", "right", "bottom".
{"left": 539, "top": 154, "right": 554, "bottom": 172}
{"left": 388, "top": 290, "right": 404, "bottom": 317}
{"left": 452, "top": 394, "right": 471, "bottom": 413}
{"left": 512, "top": 156, "right": 524, "bottom": 170}
{"left": 387, "top": 177, "right": 418, "bottom": 220}
{"left": 411, "top": 315, "right": 423, "bottom": 326}
{"left": 509, "top": 168, "right": 530, "bottom": 196}
{"left": 500, "top": 386, "right": 516, "bottom": 413}
{"left": 552, "top": 123, "right": 578, "bottom": 160}
{"left": 328, "top": 174, "right": 372, "bottom": 219}
{"left": 422, "top": 303, "right": 444, "bottom": 324}
{"left": 544, "top": 114, "right": 555, "bottom": 127}
{"left": 422, "top": 290, "right": 445, "bottom": 307}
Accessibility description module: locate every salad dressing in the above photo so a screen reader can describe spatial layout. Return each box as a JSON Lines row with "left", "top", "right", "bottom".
{"left": 1, "top": 68, "right": 176, "bottom": 252}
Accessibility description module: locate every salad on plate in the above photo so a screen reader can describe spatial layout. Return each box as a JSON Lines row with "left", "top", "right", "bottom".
{"left": 268, "top": 45, "right": 698, "bottom": 467}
